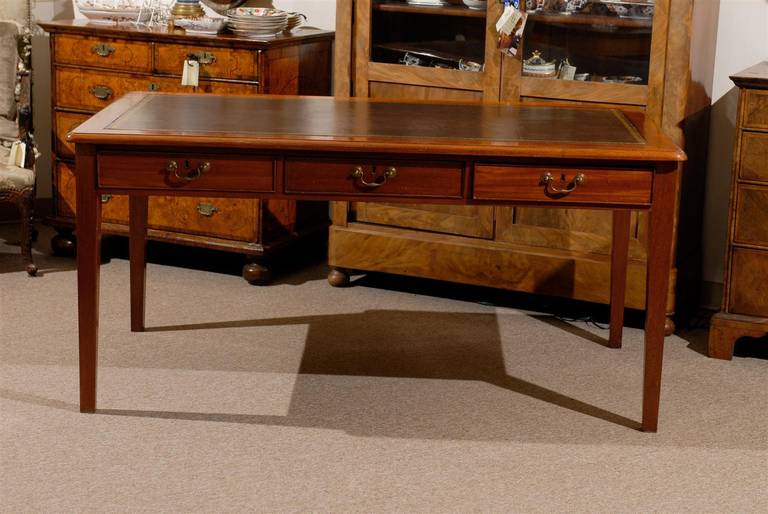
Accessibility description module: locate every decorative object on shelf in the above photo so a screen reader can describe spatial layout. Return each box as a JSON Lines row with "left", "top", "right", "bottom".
{"left": 462, "top": 0, "right": 488, "bottom": 10}
{"left": 600, "top": 0, "right": 654, "bottom": 20}
{"left": 405, "top": 0, "right": 449, "bottom": 6}
{"left": 75, "top": 0, "right": 157, "bottom": 23}
{"left": 170, "top": 0, "right": 204, "bottom": 18}
{"left": 528, "top": 0, "right": 589, "bottom": 15}
{"left": 199, "top": 0, "right": 245, "bottom": 14}
{"left": 522, "top": 50, "right": 556, "bottom": 77}
{"left": 285, "top": 12, "right": 306, "bottom": 32}
{"left": 602, "top": 75, "right": 643, "bottom": 83}
{"left": 173, "top": 16, "right": 225, "bottom": 34}
{"left": 225, "top": 7, "right": 288, "bottom": 38}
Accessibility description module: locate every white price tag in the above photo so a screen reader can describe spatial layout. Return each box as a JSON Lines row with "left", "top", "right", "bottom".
{"left": 6, "top": 141, "right": 26, "bottom": 168}
{"left": 181, "top": 59, "right": 200, "bottom": 87}
{"left": 496, "top": 4, "right": 521, "bottom": 36}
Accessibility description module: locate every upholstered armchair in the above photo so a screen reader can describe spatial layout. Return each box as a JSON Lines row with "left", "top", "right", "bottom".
{"left": 0, "top": 1, "right": 36, "bottom": 275}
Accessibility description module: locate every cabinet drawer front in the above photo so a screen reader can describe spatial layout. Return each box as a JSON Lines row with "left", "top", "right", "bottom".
{"left": 54, "top": 111, "right": 91, "bottom": 159}
{"left": 285, "top": 159, "right": 464, "bottom": 198}
{"left": 473, "top": 165, "right": 652, "bottom": 206}
{"left": 148, "top": 76, "right": 259, "bottom": 95}
{"left": 743, "top": 90, "right": 768, "bottom": 130}
{"left": 148, "top": 197, "right": 259, "bottom": 241}
{"left": 740, "top": 131, "right": 768, "bottom": 182}
{"left": 55, "top": 68, "right": 152, "bottom": 111}
{"left": 54, "top": 34, "right": 152, "bottom": 73}
{"left": 734, "top": 185, "right": 768, "bottom": 247}
{"left": 729, "top": 248, "right": 768, "bottom": 317}
{"left": 56, "top": 161, "right": 128, "bottom": 223}
{"left": 154, "top": 44, "right": 259, "bottom": 81}
{"left": 99, "top": 152, "right": 275, "bottom": 192}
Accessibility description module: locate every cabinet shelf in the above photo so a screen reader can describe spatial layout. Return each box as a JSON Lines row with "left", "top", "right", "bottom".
{"left": 527, "top": 12, "right": 652, "bottom": 29}
{"left": 373, "top": 1, "right": 487, "bottom": 18}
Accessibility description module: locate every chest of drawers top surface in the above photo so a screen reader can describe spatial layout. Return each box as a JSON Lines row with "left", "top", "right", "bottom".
{"left": 38, "top": 20, "right": 334, "bottom": 49}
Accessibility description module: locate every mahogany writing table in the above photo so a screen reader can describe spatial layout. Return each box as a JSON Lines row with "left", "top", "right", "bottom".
{"left": 69, "top": 93, "right": 685, "bottom": 432}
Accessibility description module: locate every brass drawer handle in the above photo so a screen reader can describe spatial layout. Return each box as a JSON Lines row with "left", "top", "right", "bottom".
{"left": 89, "top": 84, "right": 113, "bottom": 100}
{"left": 92, "top": 43, "right": 115, "bottom": 57}
{"left": 196, "top": 203, "right": 220, "bottom": 217}
{"left": 188, "top": 51, "right": 216, "bottom": 65}
{"left": 540, "top": 172, "right": 586, "bottom": 194}
{"left": 100, "top": 194, "right": 112, "bottom": 204}
{"left": 166, "top": 160, "right": 211, "bottom": 182}
{"left": 351, "top": 166, "right": 397, "bottom": 188}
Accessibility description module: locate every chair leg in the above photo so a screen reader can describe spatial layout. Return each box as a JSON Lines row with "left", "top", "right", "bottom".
{"left": 18, "top": 188, "right": 37, "bottom": 276}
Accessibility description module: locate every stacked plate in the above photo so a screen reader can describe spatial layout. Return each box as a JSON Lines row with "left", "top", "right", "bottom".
{"left": 285, "top": 12, "right": 306, "bottom": 32}
{"left": 226, "top": 7, "right": 288, "bottom": 38}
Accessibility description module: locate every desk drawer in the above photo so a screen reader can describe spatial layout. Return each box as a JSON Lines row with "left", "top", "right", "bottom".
{"left": 473, "top": 165, "right": 652, "bottom": 205}
{"left": 154, "top": 44, "right": 259, "bottom": 81}
{"left": 99, "top": 152, "right": 275, "bottom": 192}
{"left": 54, "top": 34, "right": 152, "bottom": 73}
{"left": 285, "top": 159, "right": 464, "bottom": 198}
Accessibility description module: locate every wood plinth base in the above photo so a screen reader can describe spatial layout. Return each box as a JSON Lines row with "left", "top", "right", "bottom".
{"left": 708, "top": 312, "right": 768, "bottom": 360}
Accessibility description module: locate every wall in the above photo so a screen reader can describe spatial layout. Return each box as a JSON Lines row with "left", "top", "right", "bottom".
{"left": 701, "top": 0, "right": 768, "bottom": 308}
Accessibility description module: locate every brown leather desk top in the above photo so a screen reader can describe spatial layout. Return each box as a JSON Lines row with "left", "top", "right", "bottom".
{"left": 70, "top": 93, "right": 685, "bottom": 162}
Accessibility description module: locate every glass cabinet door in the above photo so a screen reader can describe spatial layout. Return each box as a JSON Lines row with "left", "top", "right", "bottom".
{"left": 370, "top": 1, "right": 488, "bottom": 72}
{"left": 519, "top": 0, "right": 656, "bottom": 104}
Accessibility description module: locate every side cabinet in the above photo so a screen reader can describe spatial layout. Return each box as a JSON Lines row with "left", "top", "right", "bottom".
{"left": 39, "top": 21, "right": 334, "bottom": 284}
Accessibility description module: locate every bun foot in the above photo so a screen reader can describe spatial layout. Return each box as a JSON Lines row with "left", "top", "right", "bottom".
{"left": 26, "top": 263, "right": 38, "bottom": 276}
{"left": 51, "top": 230, "right": 76, "bottom": 256}
{"left": 328, "top": 267, "right": 351, "bottom": 287}
{"left": 664, "top": 317, "right": 675, "bottom": 336}
{"left": 243, "top": 261, "right": 272, "bottom": 285}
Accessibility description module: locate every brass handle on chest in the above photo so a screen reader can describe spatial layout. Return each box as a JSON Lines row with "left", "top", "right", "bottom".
{"left": 166, "top": 160, "right": 211, "bottom": 182}
{"left": 352, "top": 166, "right": 397, "bottom": 188}
{"left": 100, "top": 194, "right": 112, "bottom": 204}
{"left": 91, "top": 43, "right": 115, "bottom": 57}
{"left": 540, "top": 172, "right": 586, "bottom": 194}
{"left": 188, "top": 52, "right": 216, "bottom": 65}
{"left": 196, "top": 203, "right": 220, "bottom": 217}
{"left": 89, "top": 85, "right": 113, "bottom": 101}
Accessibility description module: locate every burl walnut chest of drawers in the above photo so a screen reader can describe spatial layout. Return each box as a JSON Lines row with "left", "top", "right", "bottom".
{"left": 709, "top": 62, "right": 768, "bottom": 359}
{"left": 39, "top": 20, "right": 334, "bottom": 283}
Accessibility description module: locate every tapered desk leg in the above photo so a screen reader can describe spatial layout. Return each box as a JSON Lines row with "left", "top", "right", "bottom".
{"left": 609, "top": 210, "right": 631, "bottom": 348}
{"left": 76, "top": 145, "right": 101, "bottom": 413}
{"left": 642, "top": 168, "right": 677, "bottom": 432}
{"left": 130, "top": 195, "right": 148, "bottom": 332}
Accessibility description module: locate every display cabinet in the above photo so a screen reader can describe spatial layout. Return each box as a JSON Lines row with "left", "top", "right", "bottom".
{"left": 332, "top": 0, "right": 693, "bottom": 332}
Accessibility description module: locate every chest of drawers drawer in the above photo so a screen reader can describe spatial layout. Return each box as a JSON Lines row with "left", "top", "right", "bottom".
{"left": 98, "top": 152, "right": 276, "bottom": 192}
{"left": 472, "top": 164, "right": 653, "bottom": 206}
{"left": 57, "top": 162, "right": 129, "bottom": 223}
{"left": 734, "top": 185, "right": 768, "bottom": 247}
{"left": 740, "top": 132, "right": 768, "bottom": 182}
{"left": 154, "top": 44, "right": 259, "bottom": 81}
{"left": 54, "top": 34, "right": 152, "bottom": 73}
{"left": 743, "top": 90, "right": 768, "bottom": 131}
{"left": 284, "top": 159, "right": 465, "bottom": 199}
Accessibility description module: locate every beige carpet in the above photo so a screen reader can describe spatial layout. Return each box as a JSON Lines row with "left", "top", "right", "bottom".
{"left": 1, "top": 223, "right": 767, "bottom": 513}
